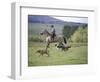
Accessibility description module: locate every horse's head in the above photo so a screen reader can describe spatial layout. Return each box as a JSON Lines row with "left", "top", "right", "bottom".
{"left": 40, "top": 32, "right": 43, "bottom": 35}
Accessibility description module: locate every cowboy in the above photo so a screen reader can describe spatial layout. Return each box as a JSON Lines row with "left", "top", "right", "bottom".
{"left": 50, "top": 25, "right": 56, "bottom": 41}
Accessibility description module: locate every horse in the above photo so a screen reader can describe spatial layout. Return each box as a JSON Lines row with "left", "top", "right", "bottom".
{"left": 40, "top": 29, "right": 67, "bottom": 49}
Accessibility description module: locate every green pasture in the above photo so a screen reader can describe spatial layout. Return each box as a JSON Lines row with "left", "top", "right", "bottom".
{"left": 28, "top": 42, "right": 88, "bottom": 66}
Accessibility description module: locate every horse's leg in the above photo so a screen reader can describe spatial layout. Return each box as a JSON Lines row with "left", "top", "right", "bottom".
{"left": 46, "top": 42, "right": 50, "bottom": 49}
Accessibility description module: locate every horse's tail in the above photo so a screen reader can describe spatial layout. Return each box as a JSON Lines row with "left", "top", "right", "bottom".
{"left": 63, "top": 37, "right": 67, "bottom": 44}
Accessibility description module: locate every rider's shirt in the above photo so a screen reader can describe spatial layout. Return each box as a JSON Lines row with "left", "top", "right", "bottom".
{"left": 51, "top": 28, "right": 55, "bottom": 34}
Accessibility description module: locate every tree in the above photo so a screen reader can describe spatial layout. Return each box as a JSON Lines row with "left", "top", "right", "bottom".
{"left": 71, "top": 27, "right": 88, "bottom": 43}
{"left": 62, "top": 25, "right": 78, "bottom": 39}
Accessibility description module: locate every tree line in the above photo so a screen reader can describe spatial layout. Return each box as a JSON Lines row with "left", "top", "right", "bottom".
{"left": 62, "top": 24, "right": 88, "bottom": 43}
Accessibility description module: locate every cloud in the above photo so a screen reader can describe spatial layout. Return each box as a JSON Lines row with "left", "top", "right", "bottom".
{"left": 53, "top": 16, "right": 88, "bottom": 23}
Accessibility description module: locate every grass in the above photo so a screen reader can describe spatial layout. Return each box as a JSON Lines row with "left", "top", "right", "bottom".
{"left": 28, "top": 42, "right": 88, "bottom": 66}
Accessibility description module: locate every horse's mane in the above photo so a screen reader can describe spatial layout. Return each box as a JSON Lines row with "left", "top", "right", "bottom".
{"left": 44, "top": 29, "right": 51, "bottom": 36}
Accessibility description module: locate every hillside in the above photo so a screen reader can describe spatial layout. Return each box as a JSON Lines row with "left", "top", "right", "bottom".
{"left": 28, "top": 15, "right": 88, "bottom": 36}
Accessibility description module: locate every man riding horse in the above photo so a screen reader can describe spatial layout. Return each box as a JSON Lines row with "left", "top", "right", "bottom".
{"left": 40, "top": 25, "right": 67, "bottom": 49}
{"left": 50, "top": 25, "right": 56, "bottom": 41}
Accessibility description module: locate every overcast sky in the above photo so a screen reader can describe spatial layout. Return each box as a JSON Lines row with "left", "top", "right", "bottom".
{"left": 53, "top": 16, "right": 88, "bottom": 23}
